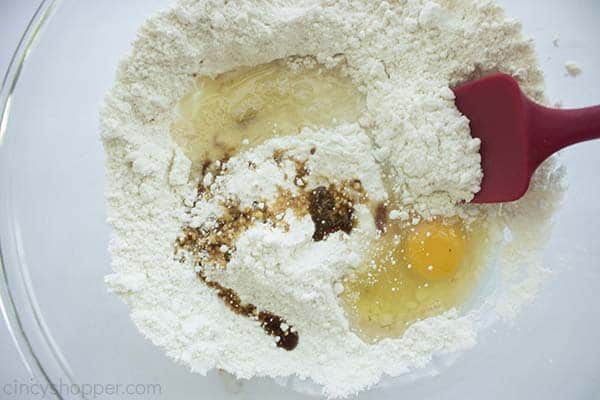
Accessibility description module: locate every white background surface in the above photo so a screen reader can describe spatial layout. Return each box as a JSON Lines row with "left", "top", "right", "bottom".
{"left": 0, "top": 0, "right": 41, "bottom": 390}
{"left": 0, "top": 1, "right": 599, "bottom": 399}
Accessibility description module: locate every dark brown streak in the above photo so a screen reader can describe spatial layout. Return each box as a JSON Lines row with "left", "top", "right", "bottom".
{"left": 198, "top": 272, "right": 299, "bottom": 351}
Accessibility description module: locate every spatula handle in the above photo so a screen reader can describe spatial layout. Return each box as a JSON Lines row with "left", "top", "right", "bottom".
{"left": 528, "top": 101, "right": 600, "bottom": 167}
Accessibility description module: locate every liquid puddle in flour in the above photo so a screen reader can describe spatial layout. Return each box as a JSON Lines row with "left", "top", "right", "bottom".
{"left": 171, "top": 57, "right": 365, "bottom": 169}
{"left": 340, "top": 209, "right": 492, "bottom": 343}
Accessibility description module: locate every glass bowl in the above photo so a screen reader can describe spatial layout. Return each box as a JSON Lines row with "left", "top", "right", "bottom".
{"left": 1, "top": 1, "right": 599, "bottom": 399}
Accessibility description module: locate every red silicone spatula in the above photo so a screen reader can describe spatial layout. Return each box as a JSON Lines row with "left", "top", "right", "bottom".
{"left": 453, "top": 73, "right": 600, "bottom": 203}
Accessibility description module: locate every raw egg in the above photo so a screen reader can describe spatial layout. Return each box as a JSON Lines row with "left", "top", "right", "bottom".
{"left": 340, "top": 215, "right": 488, "bottom": 343}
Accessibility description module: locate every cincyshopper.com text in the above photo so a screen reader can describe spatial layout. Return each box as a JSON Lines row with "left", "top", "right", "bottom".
{"left": 2, "top": 379, "right": 162, "bottom": 398}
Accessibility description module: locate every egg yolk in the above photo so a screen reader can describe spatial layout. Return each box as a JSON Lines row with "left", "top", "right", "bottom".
{"left": 339, "top": 215, "right": 486, "bottom": 343}
{"left": 405, "top": 220, "right": 467, "bottom": 281}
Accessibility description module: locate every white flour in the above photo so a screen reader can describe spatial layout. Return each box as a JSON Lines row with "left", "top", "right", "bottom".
{"left": 101, "top": 0, "right": 565, "bottom": 397}
{"left": 565, "top": 61, "right": 583, "bottom": 77}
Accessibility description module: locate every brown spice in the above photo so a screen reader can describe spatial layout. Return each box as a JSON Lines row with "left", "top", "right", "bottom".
{"left": 175, "top": 154, "right": 375, "bottom": 351}
{"left": 199, "top": 272, "right": 299, "bottom": 351}
{"left": 259, "top": 311, "right": 299, "bottom": 351}
{"left": 308, "top": 185, "right": 355, "bottom": 241}
{"left": 293, "top": 159, "right": 310, "bottom": 187}
{"left": 196, "top": 158, "right": 228, "bottom": 196}
{"left": 273, "top": 149, "right": 286, "bottom": 166}
{"left": 178, "top": 178, "right": 368, "bottom": 266}
{"left": 270, "top": 188, "right": 310, "bottom": 222}
{"left": 374, "top": 202, "right": 388, "bottom": 233}
{"left": 177, "top": 201, "right": 274, "bottom": 267}
{"left": 196, "top": 159, "right": 213, "bottom": 195}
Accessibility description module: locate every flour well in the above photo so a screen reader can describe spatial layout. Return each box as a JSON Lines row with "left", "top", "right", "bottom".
{"left": 101, "top": 0, "right": 565, "bottom": 397}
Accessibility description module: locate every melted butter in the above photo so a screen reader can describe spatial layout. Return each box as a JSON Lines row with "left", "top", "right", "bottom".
{"left": 340, "top": 216, "right": 490, "bottom": 343}
{"left": 171, "top": 58, "right": 365, "bottom": 168}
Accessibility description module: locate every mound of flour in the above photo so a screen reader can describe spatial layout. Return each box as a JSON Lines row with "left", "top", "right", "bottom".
{"left": 101, "top": 0, "right": 564, "bottom": 397}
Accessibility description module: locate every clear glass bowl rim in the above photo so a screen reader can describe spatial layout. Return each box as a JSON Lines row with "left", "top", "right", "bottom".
{"left": 0, "top": 2, "right": 73, "bottom": 399}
